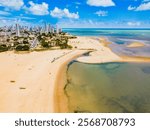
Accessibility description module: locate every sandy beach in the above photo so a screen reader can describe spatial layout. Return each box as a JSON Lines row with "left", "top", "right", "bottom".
{"left": 69, "top": 37, "right": 150, "bottom": 64}
{"left": 0, "top": 36, "right": 150, "bottom": 112}
{"left": 0, "top": 49, "right": 88, "bottom": 112}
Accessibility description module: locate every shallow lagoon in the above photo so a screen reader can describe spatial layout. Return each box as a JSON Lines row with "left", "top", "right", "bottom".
{"left": 64, "top": 28, "right": 150, "bottom": 57}
{"left": 65, "top": 62, "right": 150, "bottom": 113}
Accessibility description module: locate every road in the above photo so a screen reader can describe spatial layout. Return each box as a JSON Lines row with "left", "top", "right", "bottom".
{"left": 31, "top": 37, "right": 39, "bottom": 48}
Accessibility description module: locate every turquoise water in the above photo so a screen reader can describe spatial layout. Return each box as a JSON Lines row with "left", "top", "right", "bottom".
{"left": 63, "top": 28, "right": 150, "bottom": 40}
{"left": 64, "top": 28, "right": 150, "bottom": 57}
{"left": 65, "top": 62, "right": 150, "bottom": 113}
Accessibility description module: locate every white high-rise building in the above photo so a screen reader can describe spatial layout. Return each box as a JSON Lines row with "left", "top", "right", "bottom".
{"left": 16, "top": 23, "right": 20, "bottom": 36}
{"left": 44, "top": 22, "right": 47, "bottom": 33}
{"left": 56, "top": 25, "right": 59, "bottom": 34}
{"left": 40, "top": 25, "right": 45, "bottom": 34}
{"left": 45, "top": 24, "right": 49, "bottom": 34}
{"left": 48, "top": 24, "right": 51, "bottom": 33}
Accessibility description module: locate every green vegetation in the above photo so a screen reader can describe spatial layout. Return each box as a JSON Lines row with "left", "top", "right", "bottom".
{"left": 0, "top": 44, "right": 10, "bottom": 52}
{"left": 39, "top": 33, "right": 73, "bottom": 49}
{"left": 0, "top": 31, "right": 75, "bottom": 52}
{"left": 23, "top": 40, "right": 29, "bottom": 44}
{"left": 67, "top": 45, "right": 72, "bottom": 49}
{"left": 41, "top": 40, "right": 49, "bottom": 48}
{"left": 1, "top": 36, "right": 31, "bottom": 52}
{"left": 15, "top": 44, "right": 30, "bottom": 51}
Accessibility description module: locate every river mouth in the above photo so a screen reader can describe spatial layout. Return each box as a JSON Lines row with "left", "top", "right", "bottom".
{"left": 65, "top": 62, "right": 150, "bottom": 113}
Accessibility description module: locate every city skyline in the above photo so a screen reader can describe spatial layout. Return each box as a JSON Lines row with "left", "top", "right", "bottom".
{"left": 0, "top": 0, "right": 150, "bottom": 28}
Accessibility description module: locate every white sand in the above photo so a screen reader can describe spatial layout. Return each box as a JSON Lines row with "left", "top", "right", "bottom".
{"left": 69, "top": 36, "right": 121, "bottom": 63}
{"left": 0, "top": 50, "right": 87, "bottom": 112}
{"left": 0, "top": 36, "right": 150, "bottom": 113}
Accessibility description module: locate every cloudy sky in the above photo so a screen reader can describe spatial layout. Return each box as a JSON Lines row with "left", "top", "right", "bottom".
{"left": 0, "top": 0, "right": 150, "bottom": 28}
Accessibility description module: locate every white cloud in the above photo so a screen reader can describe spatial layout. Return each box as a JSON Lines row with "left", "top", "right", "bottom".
{"left": 0, "top": 10, "right": 10, "bottom": 15}
{"left": 0, "top": 0, "right": 24, "bottom": 10}
{"left": 55, "top": 19, "right": 150, "bottom": 28}
{"left": 135, "top": 2, "right": 150, "bottom": 11}
{"left": 87, "top": 0, "right": 115, "bottom": 7}
{"left": 127, "top": 22, "right": 141, "bottom": 26}
{"left": 128, "top": 5, "right": 136, "bottom": 10}
{"left": 95, "top": 10, "right": 108, "bottom": 16}
{"left": 128, "top": 2, "right": 150, "bottom": 11}
{"left": 24, "top": 1, "right": 49, "bottom": 15}
{"left": 50, "top": 7, "right": 79, "bottom": 19}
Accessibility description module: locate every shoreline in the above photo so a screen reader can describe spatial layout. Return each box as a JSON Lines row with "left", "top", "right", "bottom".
{"left": 0, "top": 49, "right": 87, "bottom": 112}
{"left": 54, "top": 36, "right": 150, "bottom": 112}
{"left": 54, "top": 50, "right": 89, "bottom": 112}
{"left": 0, "top": 36, "right": 150, "bottom": 112}
{"left": 75, "top": 36, "right": 150, "bottom": 64}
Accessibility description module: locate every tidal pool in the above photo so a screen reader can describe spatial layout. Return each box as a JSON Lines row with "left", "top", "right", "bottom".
{"left": 65, "top": 62, "right": 150, "bottom": 113}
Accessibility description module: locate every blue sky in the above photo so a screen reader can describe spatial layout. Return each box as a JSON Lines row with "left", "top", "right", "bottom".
{"left": 0, "top": 0, "right": 150, "bottom": 28}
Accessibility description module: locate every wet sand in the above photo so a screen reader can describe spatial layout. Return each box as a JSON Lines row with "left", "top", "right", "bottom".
{"left": 56, "top": 36, "right": 150, "bottom": 112}
{"left": 127, "top": 42, "right": 145, "bottom": 48}
{"left": 54, "top": 50, "right": 89, "bottom": 112}
{"left": 74, "top": 37, "right": 150, "bottom": 64}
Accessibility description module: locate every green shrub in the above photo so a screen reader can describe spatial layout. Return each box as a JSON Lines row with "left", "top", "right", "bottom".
{"left": 15, "top": 44, "right": 30, "bottom": 51}
{"left": 0, "top": 44, "right": 9, "bottom": 52}
{"left": 67, "top": 45, "right": 72, "bottom": 49}
{"left": 37, "top": 35, "right": 42, "bottom": 41}
{"left": 69, "top": 36, "right": 77, "bottom": 39}
{"left": 41, "top": 33, "right": 46, "bottom": 36}
{"left": 6, "top": 39, "right": 10, "bottom": 42}
{"left": 14, "top": 42, "right": 20, "bottom": 46}
{"left": 60, "top": 43, "right": 68, "bottom": 49}
{"left": 41, "top": 40, "right": 49, "bottom": 48}
{"left": 23, "top": 40, "right": 29, "bottom": 44}
{"left": 60, "top": 45, "right": 66, "bottom": 49}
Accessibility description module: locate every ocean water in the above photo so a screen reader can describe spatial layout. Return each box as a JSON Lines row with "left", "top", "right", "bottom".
{"left": 64, "top": 28, "right": 150, "bottom": 57}
{"left": 65, "top": 62, "right": 150, "bottom": 113}
{"left": 63, "top": 28, "right": 150, "bottom": 40}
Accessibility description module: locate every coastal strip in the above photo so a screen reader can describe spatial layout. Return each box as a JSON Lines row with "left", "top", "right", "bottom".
{"left": 0, "top": 49, "right": 88, "bottom": 112}
{"left": 72, "top": 37, "right": 150, "bottom": 64}
{"left": 0, "top": 36, "right": 150, "bottom": 113}
{"left": 53, "top": 50, "right": 89, "bottom": 112}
